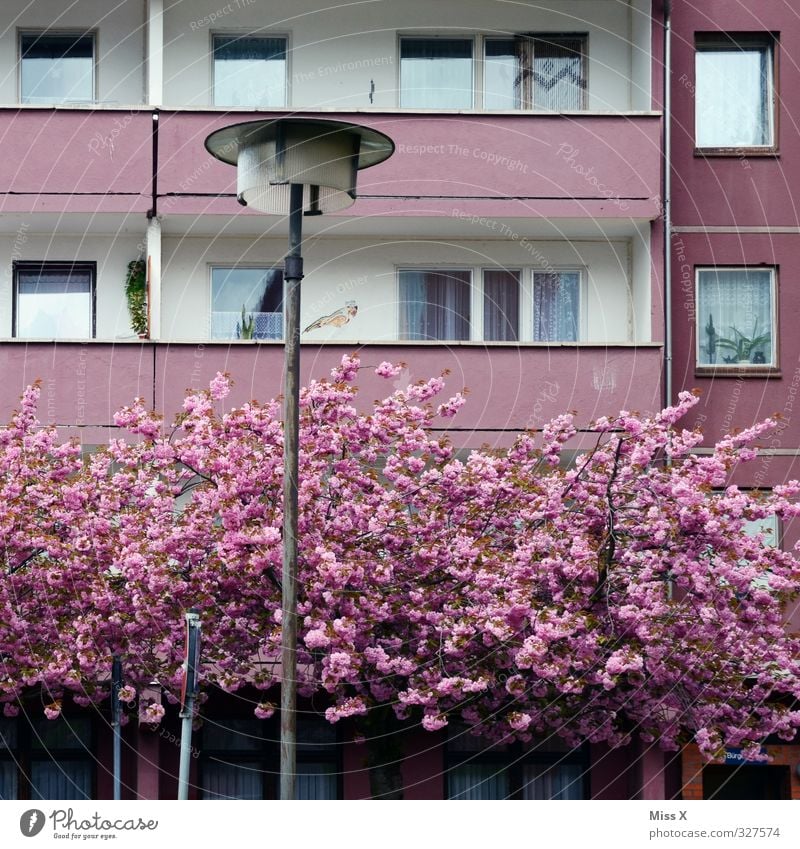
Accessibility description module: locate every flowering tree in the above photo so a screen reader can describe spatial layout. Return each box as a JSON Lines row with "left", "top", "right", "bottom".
{"left": 1, "top": 356, "right": 800, "bottom": 797}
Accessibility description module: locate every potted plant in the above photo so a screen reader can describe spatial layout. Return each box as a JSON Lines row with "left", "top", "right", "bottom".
{"left": 237, "top": 305, "right": 256, "bottom": 339}
{"left": 125, "top": 259, "right": 148, "bottom": 337}
{"left": 715, "top": 319, "right": 771, "bottom": 365}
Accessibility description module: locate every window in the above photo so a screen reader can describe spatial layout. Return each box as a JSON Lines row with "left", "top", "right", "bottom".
{"left": 14, "top": 263, "right": 95, "bottom": 339}
{"left": 483, "top": 268, "right": 520, "bottom": 341}
{"left": 213, "top": 35, "right": 287, "bottom": 107}
{"left": 400, "top": 38, "right": 473, "bottom": 109}
{"left": 484, "top": 35, "right": 587, "bottom": 110}
{"left": 446, "top": 727, "right": 587, "bottom": 799}
{"left": 211, "top": 266, "right": 284, "bottom": 340}
{"left": 533, "top": 270, "right": 582, "bottom": 342}
{"left": 20, "top": 31, "right": 94, "bottom": 104}
{"left": 399, "top": 269, "right": 471, "bottom": 340}
{"left": 696, "top": 268, "right": 776, "bottom": 368}
{"left": 0, "top": 715, "right": 93, "bottom": 800}
{"left": 200, "top": 717, "right": 339, "bottom": 799}
{"left": 695, "top": 34, "right": 776, "bottom": 150}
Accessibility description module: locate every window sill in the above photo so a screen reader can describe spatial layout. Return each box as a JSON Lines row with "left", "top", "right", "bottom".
{"left": 694, "top": 147, "right": 779, "bottom": 158}
{"left": 694, "top": 366, "right": 781, "bottom": 378}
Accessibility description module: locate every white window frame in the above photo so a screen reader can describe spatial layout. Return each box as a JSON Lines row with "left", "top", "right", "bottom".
{"left": 397, "top": 35, "right": 476, "bottom": 109}
{"left": 208, "top": 263, "right": 285, "bottom": 341}
{"left": 210, "top": 31, "right": 290, "bottom": 108}
{"left": 18, "top": 29, "right": 97, "bottom": 105}
{"left": 695, "top": 266, "right": 778, "bottom": 370}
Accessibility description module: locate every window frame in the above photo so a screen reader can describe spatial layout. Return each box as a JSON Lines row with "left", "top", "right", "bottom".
{"left": 12, "top": 261, "right": 97, "bottom": 340}
{"left": 444, "top": 728, "right": 589, "bottom": 800}
{"left": 198, "top": 715, "right": 342, "bottom": 800}
{"left": 694, "top": 265, "right": 779, "bottom": 376}
{"left": 693, "top": 32, "right": 779, "bottom": 156}
{"left": 208, "top": 263, "right": 285, "bottom": 342}
{"left": 482, "top": 32, "right": 589, "bottom": 111}
{"left": 210, "top": 30, "right": 290, "bottom": 109}
{"left": 397, "top": 34, "right": 477, "bottom": 110}
{"left": 0, "top": 713, "right": 96, "bottom": 801}
{"left": 18, "top": 28, "right": 97, "bottom": 105}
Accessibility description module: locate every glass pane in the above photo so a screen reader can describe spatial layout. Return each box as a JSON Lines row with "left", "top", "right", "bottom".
{"left": 297, "top": 762, "right": 338, "bottom": 799}
{"left": 522, "top": 763, "right": 584, "bottom": 799}
{"left": 696, "top": 44, "right": 772, "bottom": 147}
{"left": 21, "top": 34, "right": 93, "bottom": 104}
{"left": 31, "top": 717, "right": 91, "bottom": 750}
{"left": 17, "top": 267, "right": 92, "bottom": 339}
{"left": 448, "top": 764, "right": 509, "bottom": 799}
{"left": 399, "top": 270, "right": 471, "bottom": 340}
{"left": 211, "top": 267, "right": 284, "bottom": 340}
{"left": 0, "top": 761, "right": 17, "bottom": 799}
{"left": 533, "top": 37, "right": 585, "bottom": 110}
{"left": 213, "top": 36, "right": 287, "bottom": 107}
{"left": 697, "top": 269, "right": 773, "bottom": 365}
{"left": 297, "top": 719, "right": 337, "bottom": 751}
{"left": 0, "top": 719, "right": 18, "bottom": 750}
{"left": 201, "top": 760, "right": 265, "bottom": 799}
{"left": 203, "top": 719, "right": 266, "bottom": 751}
{"left": 31, "top": 760, "right": 92, "bottom": 799}
{"left": 483, "top": 269, "right": 519, "bottom": 341}
{"left": 484, "top": 40, "right": 520, "bottom": 109}
{"left": 533, "top": 271, "right": 580, "bottom": 342}
{"left": 400, "top": 39, "right": 473, "bottom": 109}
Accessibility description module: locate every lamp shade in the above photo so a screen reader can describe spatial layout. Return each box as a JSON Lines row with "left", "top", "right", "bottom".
{"left": 204, "top": 118, "right": 394, "bottom": 214}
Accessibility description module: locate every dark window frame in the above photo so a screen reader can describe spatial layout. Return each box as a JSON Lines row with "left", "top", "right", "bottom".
{"left": 12, "top": 261, "right": 97, "bottom": 340}
{"left": 0, "top": 712, "right": 96, "bottom": 801}
{"left": 445, "top": 730, "right": 589, "bottom": 800}
{"left": 693, "top": 32, "right": 779, "bottom": 156}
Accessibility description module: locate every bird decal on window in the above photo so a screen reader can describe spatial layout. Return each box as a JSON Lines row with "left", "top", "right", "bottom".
{"left": 303, "top": 301, "right": 358, "bottom": 333}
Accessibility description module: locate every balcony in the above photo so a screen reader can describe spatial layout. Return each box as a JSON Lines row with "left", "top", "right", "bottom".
{"left": 0, "top": 341, "right": 664, "bottom": 448}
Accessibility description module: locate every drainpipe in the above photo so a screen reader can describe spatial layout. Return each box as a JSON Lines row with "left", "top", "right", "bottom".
{"left": 663, "top": 0, "right": 673, "bottom": 410}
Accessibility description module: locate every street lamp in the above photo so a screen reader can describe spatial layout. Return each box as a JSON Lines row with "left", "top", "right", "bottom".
{"left": 205, "top": 118, "right": 394, "bottom": 800}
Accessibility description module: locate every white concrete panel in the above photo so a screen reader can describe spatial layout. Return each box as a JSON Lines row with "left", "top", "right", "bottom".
{"left": 0, "top": 0, "right": 146, "bottom": 105}
{"left": 161, "top": 235, "right": 635, "bottom": 344}
{"left": 162, "top": 0, "right": 643, "bottom": 110}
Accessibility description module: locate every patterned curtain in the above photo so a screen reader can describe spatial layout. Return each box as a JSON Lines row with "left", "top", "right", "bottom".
{"left": 533, "top": 271, "right": 580, "bottom": 341}
{"left": 697, "top": 269, "right": 773, "bottom": 365}
{"left": 532, "top": 37, "right": 586, "bottom": 110}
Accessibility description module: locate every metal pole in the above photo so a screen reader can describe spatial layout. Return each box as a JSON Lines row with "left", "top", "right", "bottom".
{"left": 280, "top": 182, "right": 304, "bottom": 801}
{"left": 178, "top": 609, "right": 201, "bottom": 800}
{"left": 111, "top": 655, "right": 122, "bottom": 801}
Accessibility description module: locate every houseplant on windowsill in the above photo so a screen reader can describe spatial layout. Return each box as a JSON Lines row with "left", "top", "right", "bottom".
{"left": 237, "top": 305, "right": 256, "bottom": 340}
{"left": 708, "top": 317, "right": 771, "bottom": 365}
{"left": 125, "top": 260, "right": 148, "bottom": 338}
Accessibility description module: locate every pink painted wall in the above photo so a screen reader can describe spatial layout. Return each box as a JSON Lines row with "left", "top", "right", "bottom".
{"left": 0, "top": 342, "right": 664, "bottom": 446}
{"left": 0, "top": 109, "right": 153, "bottom": 213}
{"left": 157, "top": 110, "right": 663, "bottom": 219}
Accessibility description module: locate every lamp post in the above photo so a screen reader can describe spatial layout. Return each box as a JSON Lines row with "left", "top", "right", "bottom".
{"left": 205, "top": 119, "right": 393, "bottom": 800}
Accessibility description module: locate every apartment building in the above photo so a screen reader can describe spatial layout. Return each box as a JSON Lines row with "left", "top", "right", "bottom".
{"left": 0, "top": 0, "right": 796, "bottom": 800}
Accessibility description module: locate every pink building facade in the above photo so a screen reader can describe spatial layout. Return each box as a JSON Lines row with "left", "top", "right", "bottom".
{"left": 0, "top": 0, "right": 796, "bottom": 800}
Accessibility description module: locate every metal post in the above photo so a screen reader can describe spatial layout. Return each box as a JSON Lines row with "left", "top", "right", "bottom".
{"left": 178, "top": 609, "right": 201, "bottom": 800}
{"left": 280, "top": 182, "right": 304, "bottom": 801}
{"left": 111, "top": 655, "right": 122, "bottom": 801}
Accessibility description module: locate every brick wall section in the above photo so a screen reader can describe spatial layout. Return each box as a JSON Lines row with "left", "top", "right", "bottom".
{"left": 681, "top": 745, "right": 800, "bottom": 800}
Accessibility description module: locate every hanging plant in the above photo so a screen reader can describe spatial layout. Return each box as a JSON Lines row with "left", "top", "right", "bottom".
{"left": 125, "top": 259, "right": 148, "bottom": 337}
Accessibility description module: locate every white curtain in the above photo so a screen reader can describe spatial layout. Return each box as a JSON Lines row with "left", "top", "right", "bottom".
{"left": 214, "top": 37, "right": 287, "bottom": 108}
{"left": 0, "top": 761, "right": 17, "bottom": 799}
{"left": 697, "top": 269, "right": 773, "bottom": 365}
{"left": 448, "top": 765, "right": 510, "bottom": 799}
{"left": 201, "top": 762, "right": 264, "bottom": 799}
{"left": 484, "top": 40, "right": 520, "bottom": 109}
{"left": 31, "top": 761, "right": 92, "bottom": 800}
{"left": 533, "top": 271, "right": 580, "bottom": 342}
{"left": 297, "top": 763, "right": 337, "bottom": 799}
{"left": 696, "top": 47, "right": 771, "bottom": 147}
{"left": 522, "top": 764, "right": 584, "bottom": 799}
{"left": 400, "top": 40, "right": 473, "bottom": 108}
